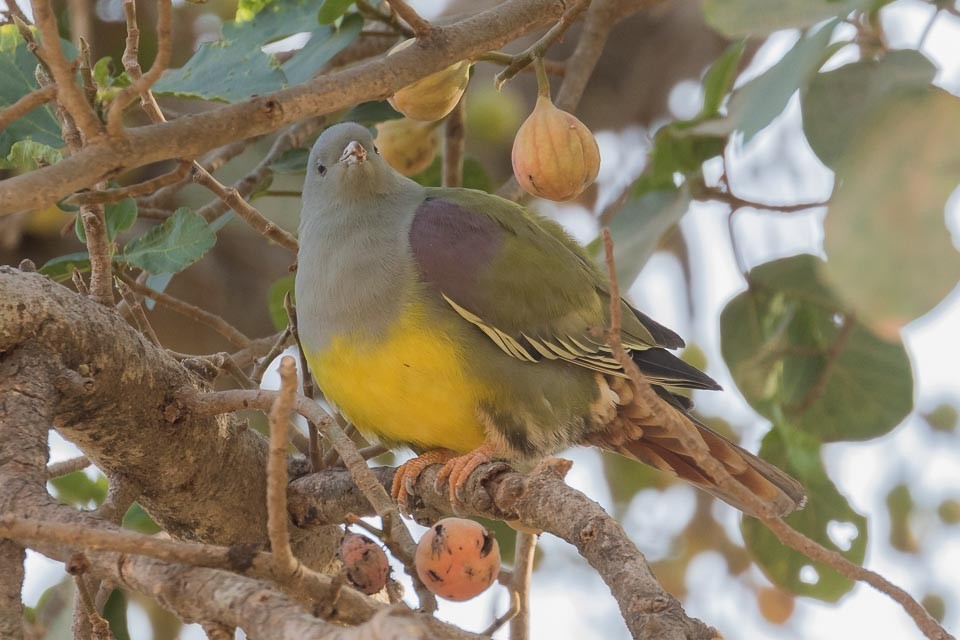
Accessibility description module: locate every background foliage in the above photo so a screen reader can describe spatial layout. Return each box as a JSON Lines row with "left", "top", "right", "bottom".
{"left": 2, "top": 0, "right": 959, "bottom": 637}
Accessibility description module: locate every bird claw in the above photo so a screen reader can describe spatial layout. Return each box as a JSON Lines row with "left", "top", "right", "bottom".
{"left": 434, "top": 444, "right": 498, "bottom": 510}
{"left": 391, "top": 449, "right": 456, "bottom": 512}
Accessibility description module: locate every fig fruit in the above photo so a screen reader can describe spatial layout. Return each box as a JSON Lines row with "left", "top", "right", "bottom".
{"left": 511, "top": 95, "right": 601, "bottom": 202}
{"left": 339, "top": 532, "right": 389, "bottom": 595}
{"left": 415, "top": 517, "right": 500, "bottom": 602}
{"left": 375, "top": 118, "right": 438, "bottom": 176}
{"left": 388, "top": 39, "right": 471, "bottom": 122}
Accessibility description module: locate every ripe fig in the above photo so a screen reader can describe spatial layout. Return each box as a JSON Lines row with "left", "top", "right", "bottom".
{"left": 388, "top": 39, "right": 471, "bottom": 122}
{"left": 375, "top": 118, "right": 438, "bottom": 176}
{"left": 339, "top": 532, "right": 389, "bottom": 595}
{"left": 415, "top": 517, "right": 500, "bottom": 602}
{"left": 511, "top": 95, "right": 601, "bottom": 202}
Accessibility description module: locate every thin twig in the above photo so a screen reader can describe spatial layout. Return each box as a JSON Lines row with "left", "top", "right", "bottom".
{"left": 116, "top": 277, "right": 161, "bottom": 345}
{"left": 77, "top": 38, "right": 96, "bottom": 109}
{"left": 251, "top": 327, "right": 292, "bottom": 383}
{"left": 383, "top": 0, "right": 433, "bottom": 37}
{"left": 475, "top": 52, "right": 565, "bottom": 77}
{"left": 191, "top": 167, "right": 299, "bottom": 252}
{"left": 107, "top": 0, "right": 173, "bottom": 136}
{"left": 27, "top": 0, "right": 103, "bottom": 139}
{"left": 46, "top": 456, "right": 91, "bottom": 479}
{"left": 69, "top": 161, "right": 192, "bottom": 206}
{"left": 284, "top": 294, "right": 322, "bottom": 471}
{"left": 763, "top": 517, "right": 953, "bottom": 640}
{"left": 509, "top": 532, "right": 536, "bottom": 640}
{"left": 118, "top": 272, "right": 252, "bottom": 348}
{"left": 73, "top": 574, "right": 110, "bottom": 640}
{"left": 484, "top": 591, "right": 521, "bottom": 636}
{"left": 442, "top": 97, "right": 465, "bottom": 188}
{"left": 494, "top": 0, "right": 591, "bottom": 90}
{"left": 0, "top": 85, "right": 56, "bottom": 132}
{"left": 267, "top": 356, "right": 299, "bottom": 574}
{"left": 79, "top": 196, "right": 114, "bottom": 306}
{"left": 699, "top": 185, "right": 829, "bottom": 214}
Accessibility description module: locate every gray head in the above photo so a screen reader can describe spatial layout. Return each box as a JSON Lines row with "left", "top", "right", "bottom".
{"left": 302, "top": 122, "right": 411, "bottom": 211}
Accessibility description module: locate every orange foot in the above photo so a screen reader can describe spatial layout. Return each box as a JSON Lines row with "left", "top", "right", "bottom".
{"left": 391, "top": 449, "right": 456, "bottom": 511}
{"left": 435, "top": 443, "right": 500, "bottom": 509}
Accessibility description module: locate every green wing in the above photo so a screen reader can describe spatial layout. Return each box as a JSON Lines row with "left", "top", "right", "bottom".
{"left": 408, "top": 188, "right": 716, "bottom": 388}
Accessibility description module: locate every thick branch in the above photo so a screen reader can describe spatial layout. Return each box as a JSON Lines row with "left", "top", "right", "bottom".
{"left": 288, "top": 464, "right": 718, "bottom": 640}
{"left": 0, "top": 268, "right": 335, "bottom": 563}
{"left": 0, "top": 0, "right": 566, "bottom": 214}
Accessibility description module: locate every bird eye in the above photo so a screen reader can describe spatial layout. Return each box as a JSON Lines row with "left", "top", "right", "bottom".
{"left": 316, "top": 161, "right": 327, "bottom": 176}
{"left": 373, "top": 145, "right": 380, "bottom": 155}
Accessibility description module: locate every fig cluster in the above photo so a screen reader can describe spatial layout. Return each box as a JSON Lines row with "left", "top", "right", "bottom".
{"left": 383, "top": 51, "right": 601, "bottom": 201}
{"left": 415, "top": 517, "right": 501, "bottom": 601}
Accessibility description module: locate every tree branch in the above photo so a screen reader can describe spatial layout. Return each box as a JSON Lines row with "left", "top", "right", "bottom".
{"left": 27, "top": 0, "right": 103, "bottom": 140}
{"left": 0, "top": 85, "right": 56, "bottom": 132}
{"left": 288, "top": 464, "right": 718, "bottom": 640}
{"left": 268, "top": 356, "right": 298, "bottom": 573}
{"left": 442, "top": 97, "right": 465, "bottom": 188}
{"left": 106, "top": 0, "right": 172, "bottom": 136}
{"left": 383, "top": 0, "right": 433, "bottom": 37}
{"left": 0, "top": 0, "right": 567, "bottom": 214}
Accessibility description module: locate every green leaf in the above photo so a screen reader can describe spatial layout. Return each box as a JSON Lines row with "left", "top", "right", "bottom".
{"left": 821, "top": 88, "right": 960, "bottom": 332}
{"left": 155, "top": 0, "right": 360, "bottom": 102}
{"left": 75, "top": 197, "right": 138, "bottom": 243}
{"left": 39, "top": 252, "right": 91, "bottom": 283}
{"left": 122, "top": 208, "right": 215, "bottom": 274}
{"left": 102, "top": 590, "right": 131, "bottom": 640}
{"left": 801, "top": 50, "right": 937, "bottom": 169}
{"left": 153, "top": 40, "right": 286, "bottom": 102}
{"left": 720, "top": 254, "right": 913, "bottom": 442}
{"left": 49, "top": 470, "right": 108, "bottom": 507}
{"left": 697, "top": 22, "right": 842, "bottom": 143}
{"left": 0, "top": 26, "right": 64, "bottom": 159}
{"left": 410, "top": 156, "right": 492, "bottom": 192}
{"left": 0, "top": 139, "right": 62, "bottom": 171}
{"left": 703, "top": 0, "right": 866, "bottom": 37}
{"left": 282, "top": 14, "right": 364, "bottom": 85}
{"left": 342, "top": 100, "right": 403, "bottom": 125}
{"left": 923, "top": 404, "right": 958, "bottom": 433}
{"left": 122, "top": 502, "right": 161, "bottom": 534}
{"left": 742, "top": 426, "right": 867, "bottom": 602}
{"left": 268, "top": 274, "right": 295, "bottom": 330}
{"left": 886, "top": 483, "right": 917, "bottom": 553}
{"left": 318, "top": 0, "right": 354, "bottom": 24}
{"left": 590, "top": 186, "right": 691, "bottom": 288}
{"left": 644, "top": 123, "right": 725, "bottom": 190}
{"left": 700, "top": 39, "right": 746, "bottom": 118}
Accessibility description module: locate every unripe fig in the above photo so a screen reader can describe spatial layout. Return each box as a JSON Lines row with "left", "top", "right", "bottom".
{"left": 388, "top": 39, "right": 471, "bottom": 122}
{"left": 415, "top": 517, "right": 500, "bottom": 602}
{"left": 375, "top": 118, "right": 438, "bottom": 176}
{"left": 339, "top": 533, "right": 389, "bottom": 595}
{"left": 757, "top": 586, "right": 794, "bottom": 625}
{"left": 511, "top": 95, "right": 601, "bottom": 202}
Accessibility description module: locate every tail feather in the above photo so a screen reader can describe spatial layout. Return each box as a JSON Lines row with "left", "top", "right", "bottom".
{"left": 597, "top": 379, "right": 807, "bottom": 517}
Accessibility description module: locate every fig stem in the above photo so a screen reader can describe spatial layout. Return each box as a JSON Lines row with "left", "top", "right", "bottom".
{"left": 533, "top": 57, "right": 551, "bottom": 98}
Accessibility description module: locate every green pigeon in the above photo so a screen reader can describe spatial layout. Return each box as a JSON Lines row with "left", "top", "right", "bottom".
{"left": 295, "top": 122, "right": 806, "bottom": 517}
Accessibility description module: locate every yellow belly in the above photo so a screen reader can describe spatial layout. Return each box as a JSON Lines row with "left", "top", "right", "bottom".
{"left": 306, "top": 304, "right": 487, "bottom": 453}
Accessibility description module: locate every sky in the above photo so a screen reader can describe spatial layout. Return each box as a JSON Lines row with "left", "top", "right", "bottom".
{"left": 8, "top": 0, "right": 960, "bottom": 638}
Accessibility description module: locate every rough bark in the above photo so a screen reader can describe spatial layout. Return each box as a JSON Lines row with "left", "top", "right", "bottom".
{"left": 0, "top": 267, "right": 339, "bottom": 565}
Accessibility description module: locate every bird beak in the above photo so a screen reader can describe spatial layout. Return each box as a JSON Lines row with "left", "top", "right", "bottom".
{"left": 339, "top": 140, "right": 367, "bottom": 165}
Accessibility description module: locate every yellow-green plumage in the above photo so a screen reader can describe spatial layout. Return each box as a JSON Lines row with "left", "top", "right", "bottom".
{"left": 296, "top": 123, "right": 806, "bottom": 517}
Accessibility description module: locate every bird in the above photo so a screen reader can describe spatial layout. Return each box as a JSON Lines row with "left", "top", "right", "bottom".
{"left": 295, "top": 122, "right": 806, "bottom": 518}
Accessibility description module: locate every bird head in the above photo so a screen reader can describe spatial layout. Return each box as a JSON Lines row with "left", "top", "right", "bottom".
{"left": 302, "top": 122, "right": 408, "bottom": 209}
